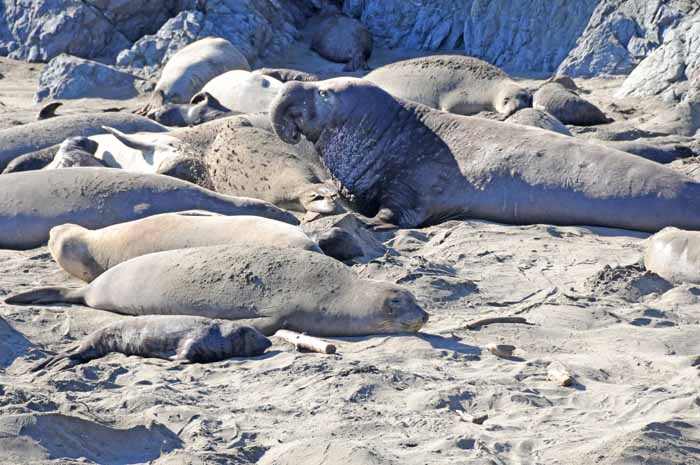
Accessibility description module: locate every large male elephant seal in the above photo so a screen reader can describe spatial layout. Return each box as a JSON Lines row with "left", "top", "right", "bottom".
{"left": 0, "top": 113, "right": 167, "bottom": 171}
{"left": 190, "top": 70, "right": 283, "bottom": 115}
{"left": 32, "top": 316, "right": 271, "bottom": 371}
{"left": 365, "top": 55, "right": 531, "bottom": 117}
{"left": 50, "top": 211, "right": 321, "bottom": 282}
{"left": 311, "top": 15, "right": 373, "bottom": 71}
{"left": 533, "top": 82, "right": 610, "bottom": 126}
{"left": 643, "top": 227, "right": 700, "bottom": 285}
{"left": 147, "top": 92, "right": 230, "bottom": 127}
{"left": 147, "top": 37, "right": 249, "bottom": 108}
{"left": 7, "top": 246, "right": 429, "bottom": 337}
{"left": 270, "top": 78, "right": 700, "bottom": 233}
{"left": 0, "top": 168, "right": 296, "bottom": 250}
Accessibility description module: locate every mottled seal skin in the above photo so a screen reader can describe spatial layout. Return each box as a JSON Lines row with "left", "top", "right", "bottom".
{"left": 149, "top": 37, "right": 249, "bottom": 107}
{"left": 7, "top": 246, "right": 429, "bottom": 337}
{"left": 147, "top": 92, "right": 230, "bottom": 127}
{"left": 311, "top": 15, "right": 373, "bottom": 71}
{"left": 643, "top": 227, "right": 700, "bottom": 284}
{"left": 31, "top": 316, "right": 271, "bottom": 372}
{"left": 533, "top": 82, "right": 610, "bottom": 126}
{"left": 43, "top": 137, "right": 103, "bottom": 169}
{"left": 191, "top": 70, "right": 283, "bottom": 115}
{"left": 0, "top": 113, "right": 167, "bottom": 171}
{"left": 270, "top": 78, "right": 700, "bottom": 233}
{"left": 504, "top": 108, "right": 572, "bottom": 136}
{"left": 0, "top": 168, "right": 297, "bottom": 250}
{"left": 49, "top": 211, "right": 321, "bottom": 282}
{"left": 255, "top": 68, "right": 320, "bottom": 83}
{"left": 365, "top": 55, "right": 531, "bottom": 117}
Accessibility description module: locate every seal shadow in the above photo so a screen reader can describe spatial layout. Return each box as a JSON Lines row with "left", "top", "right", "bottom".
{"left": 417, "top": 332, "right": 482, "bottom": 356}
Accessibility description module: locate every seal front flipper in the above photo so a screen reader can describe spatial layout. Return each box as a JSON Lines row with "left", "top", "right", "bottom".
{"left": 5, "top": 286, "right": 86, "bottom": 305}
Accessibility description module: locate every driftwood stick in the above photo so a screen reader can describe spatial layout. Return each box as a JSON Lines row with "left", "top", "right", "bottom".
{"left": 486, "top": 343, "right": 516, "bottom": 358}
{"left": 274, "top": 330, "right": 337, "bottom": 355}
{"left": 547, "top": 361, "right": 574, "bottom": 387}
{"left": 465, "top": 316, "right": 531, "bottom": 330}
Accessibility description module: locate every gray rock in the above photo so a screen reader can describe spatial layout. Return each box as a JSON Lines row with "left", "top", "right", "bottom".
{"left": 35, "top": 54, "right": 140, "bottom": 102}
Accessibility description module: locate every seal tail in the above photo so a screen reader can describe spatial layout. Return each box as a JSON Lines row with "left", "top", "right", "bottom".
{"left": 5, "top": 287, "right": 85, "bottom": 305}
{"left": 30, "top": 347, "right": 85, "bottom": 373}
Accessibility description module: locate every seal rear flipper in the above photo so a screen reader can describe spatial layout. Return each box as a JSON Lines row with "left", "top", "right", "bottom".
{"left": 30, "top": 345, "right": 82, "bottom": 372}
{"left": 5, "top": 286, "right": 86, "bottom": 305}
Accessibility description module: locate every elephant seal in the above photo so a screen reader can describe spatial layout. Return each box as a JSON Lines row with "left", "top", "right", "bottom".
{"left": 365, "top": 55, "right": 531, "bottom": 117}
{"left": 255, "top": 68, "right": 319, "bottom": 83}
{"left": 0, "top": 168, "right": 297, "bottom": 250}
{"left": 36, "top": 101, "right": 62, "bottom": 120}
{"left": 270, "top": 78, "right": 700, "bottom": 233}
{"left": 533, "top": 82, "right": 610, "bottom": 126}
{"left": 146, "top": 37, "right": 249, "bottom": 109}
{"left": 191, "top": 70, "right": 283, "bottom": 115}
{"left": 504, "top": 108, "right": 572, "bottom": 136}
{"left": 0, "top": 113, "right": 167, "bottom": 171}
{"left": 50, "top": 211, "right": 321, "bottom": 282}
{"left": 2, "top": 146, "right": 57, "bottom": 173}
{"left": 43, "top": 137, "right": 103, "bottom": 169}
{"left": 643, "top": 227, "right": 700, "bottom": 284}
{"left": 311, "top": 15, "right": 373, "bottom": 71}
{"left": 31, "top": 316, "right": 271, "bottom": 372}
{"left": 7, "top": 246, "right": 429, "bottom": 337}
{"left": 147, "top": 92, "right": 230, "bottom": 127}
{"left": 639, "top": 101, "right": 700, "bottom": 137}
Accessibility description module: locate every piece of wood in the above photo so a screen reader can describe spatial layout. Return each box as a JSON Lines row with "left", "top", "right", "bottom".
{"left": 465, "top": 316, "right": 531, "bottom": 330}
{"left": 547, "top": 360, "right": 574, "bottom": 387}
{"left": 486, "top": 343, "right": 515, "bottom": 358}
{"left": 274, "top": 330, "right": 337, "bottom": 355}
{"left": 456, "top": 411, "right": 488, "bottom": 424}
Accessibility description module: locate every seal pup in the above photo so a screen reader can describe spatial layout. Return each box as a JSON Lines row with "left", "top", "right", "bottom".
{"left": 147, "top": 92, "right": 230, "bottom": 127}
{"left": 533, "top": 82, "right": 610, "bottom": 126}
{"left": 142, "top": 37, "right": 250, "bottom": 112}
{"left": 365, "top": 55, "right": 531, "bottom": 116}
{"left": 504, "top": 108, "right": 572, "bottom": 136}
{"left": 49, "top": 211, "right": 321, "bottom": 282}
{"left": 7, "top": 246, "right": 429, "bottom": 337}
{"left": 255, "top": 68, "right": 319, "bottom": 83}
{"left": 311, "top": 15, "right": 373, "bottom": 71}
{"left": 31, "top": 316, "right": 271, "bottom": 371}
{"left": 0, "top": 113, "right": 167, "bottom": 171}
{"left": 190, "top": 70, "right": 283, "bottom": 115}
{"left": 643, "top": 227, "right": 700, "bottom": 284}
{"left": 0, "top": 168, "right": 297, "bottom": 250}
{"left": 43, "top": 137, "right": 103, "bottom": 169}
{"left": 270, "top": 78, "right": 700, "bottom": 233}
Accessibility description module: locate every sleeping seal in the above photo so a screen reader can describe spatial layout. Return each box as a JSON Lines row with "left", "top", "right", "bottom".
{"left": 50, "top": 211, "right": 321, "bottom": 282}
{"left": 7, "top": 246, "right": 429, "bottom": 337}
{"left": 270, "top": 78, "right": 700, "bottom": 233}
{"left": 43, "top": 137, "right": 103, "bottom": 169}
{"left": 190, "top": 70, "right": 283, "bottom": 115}
{"left": 504, "top": 108, "right": 572, "bottom": 136}
{"left": 311, "top": 15, "right": 373, "bottom": 71}
{"left": 0, "top": 168, "right": 297, "bottom": 250}
{"left": 31, "top": 316, "right": 271, "bottom": 371}
{"left": 147, "top": 92, "right": 230, "bottom": 127}
{"left": 533, "top": 82, "right": 610, "bottom": 126}
{"left": 365, "top": 55, "right": 531, "bottom": 116}
{"left": 643, "top": 227, "right": 700, "bottom": 284}
{"left": 255, "top": 68, "right": 320, "bottom": 83}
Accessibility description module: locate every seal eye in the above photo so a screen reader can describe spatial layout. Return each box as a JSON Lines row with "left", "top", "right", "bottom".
{"left": 319, "top": 89, "right": 328, "bottom": 99}
{"left": 262, "top": 79, "right": 270, "bottom": 88}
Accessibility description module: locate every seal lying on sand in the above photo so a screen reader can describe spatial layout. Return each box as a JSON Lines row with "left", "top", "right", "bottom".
{"left": 255, "top": 68, "right": 319, "bottom": 83}
{"left": 643, "top": 227, "right": 700, "bottom": 284}
{"left": 190, "top": 70, "right": 283, "bottom": 115}
{"left": 43, "top": 137, "right": 103, "bottom": 169}
{"left": 365, "top": 55, "right": 531, "bottom": 116}
{"left": 147, "top": 92, "right": 230, "bottom": 127}
{"left": 533, "top": 82, "right": 610, "bottom": 126}
{"left": 31, "top": 316, "right": 271, "bottom": 371}
{"left": 0, "top": 168, "right": 296, "bottom": 250}
{"left": 50, "top": 211, "right": 321, "bottom": 282}
{"left": 144, "top": 37, "right": 249, "bottom": 110}
{"left": 0, "top": 113, "right": 167, "bottom": 171}
{"left": 270, "top": 78, "right": 700, "bottom": 233}
{"left": 504, "top": 108, "right": 572, "bottom": 136}
{"left": 7, "top": 246, "right": 429, "bottom": 337}
{"left": 311, "top": 15, "right": 373, "bottom": 71}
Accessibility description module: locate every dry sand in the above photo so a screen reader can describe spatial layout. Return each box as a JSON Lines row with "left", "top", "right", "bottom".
{"left": 1, "top": 36, "right": 700, "bottom": 465}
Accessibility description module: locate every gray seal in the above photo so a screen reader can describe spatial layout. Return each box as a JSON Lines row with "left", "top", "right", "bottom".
{"left": 49, "top": 211, "right": 321, "bottom": 282}
{"left": 643, "top": 227, "right": 700, "bottom": 284}
{"left": 0, "top": 113, "right": 167, "bottom": 171}
{"left": 255, "top": 68, "right": 320, "bottom": 83}
{"left": 43, "top": 137, "right": 103, "bottom": 169}
{"left": 31, "top": 316, "right": 271, "bottom": 371}
{"left": 504, "top": 108, "right": 572, "bottom": 136}
{"left": 311, "top": 15, "right": 373, "bottom": 71}
{"left": 0, "top": 168, "right": 297, "bottom": 250}
{"left": 270, "top": 78, "right": 700, "bottom": 233}
{"left": 147, "top": 92, "right": 230, "bottom": 127}
{"left": 533, "top": 82, "right": 611, "bottom": 126}
{"left": 6, "top": 245, "right": 429, "bottom": 337}
{"left": 365, "top": 55, "right": 531, "bottom": 117}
